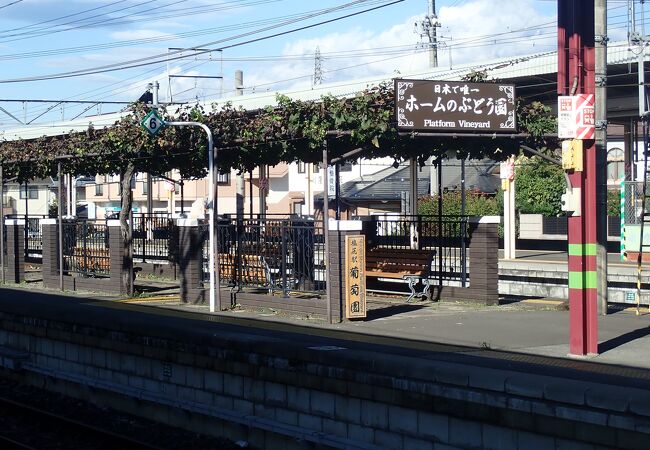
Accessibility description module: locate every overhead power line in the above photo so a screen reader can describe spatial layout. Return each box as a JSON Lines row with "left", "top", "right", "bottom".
{"left": 0, "top": 0, "right": 404, "bottom": 84}
{"left": 0, "top": 0, "right": 22, "bottom": 10}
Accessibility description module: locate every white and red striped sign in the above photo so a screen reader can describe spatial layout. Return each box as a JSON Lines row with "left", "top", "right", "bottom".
{"left": 558, "top": 94, "right": 595, "bottom": 139}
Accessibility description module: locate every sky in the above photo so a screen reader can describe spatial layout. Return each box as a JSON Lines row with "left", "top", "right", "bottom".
{"left": 0, "top": 0, "right": 641, "bottom": 127}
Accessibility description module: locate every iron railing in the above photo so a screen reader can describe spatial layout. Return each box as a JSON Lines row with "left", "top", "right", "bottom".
{"left": 364, "top": 214, "right": 470, "bottom": 287}
{"left": 132, "top": 213, "right": 178, "bottom": 263}
{"left": 62, "top": 220, "right": 110, "bottom": 278}
{"left": 201, "top": 216, "right": 326, "bottom": 295}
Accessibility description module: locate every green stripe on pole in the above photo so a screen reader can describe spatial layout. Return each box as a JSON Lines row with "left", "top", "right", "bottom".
{"left": 568, "top": 271, "right": 598, "bottom": 289}
{"left": 568, "top": 243, "right": 598, "bottom": 256}
{"left": 621, "top": 180, "right": 626, "bottom": 261}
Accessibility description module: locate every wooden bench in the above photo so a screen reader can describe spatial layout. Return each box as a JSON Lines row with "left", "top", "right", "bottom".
{"left": 71, "top": 247, "right": 110, "bottom": 273}
{"left": 219, "top": 253, "right": 274, "bottom": 293}
{"left": 365, "top": 248, "right": 435, "bottom": 302}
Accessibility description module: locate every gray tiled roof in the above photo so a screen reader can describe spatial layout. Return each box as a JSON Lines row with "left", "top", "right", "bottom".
{"left": 318, "top": 159, "right": 499, "bottom": 202}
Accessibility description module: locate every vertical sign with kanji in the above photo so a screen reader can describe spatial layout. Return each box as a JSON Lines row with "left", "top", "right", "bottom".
{"left": 345, "top": 235, "right": 366, "bottom": 319}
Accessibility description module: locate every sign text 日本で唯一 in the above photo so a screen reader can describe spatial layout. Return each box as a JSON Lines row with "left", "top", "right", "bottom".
{"left": 395, "top": 79, "right": 516, "bottom": 133}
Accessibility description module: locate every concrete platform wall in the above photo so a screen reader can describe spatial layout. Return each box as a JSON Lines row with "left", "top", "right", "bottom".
{"left": 0, "top": 310, "right": 648, "bottom": 449}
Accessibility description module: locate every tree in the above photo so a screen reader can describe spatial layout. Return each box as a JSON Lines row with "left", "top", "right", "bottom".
{"left": 0, "top": 82, "right": 558, "bottom": 295}
{"left": 515, "top": 157, "right": 566, "bottom": 216}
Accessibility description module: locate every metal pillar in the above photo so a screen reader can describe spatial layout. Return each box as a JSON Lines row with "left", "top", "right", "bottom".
{"left": 0, "top": 165, "right": 4, "bottom": 285}
{"left": 595, "top": 0, "right": 608, "bottom": 315}
{"left": 323, "top": 141, "right": 332, "bottom": 324}
{"left": 558, "top": 0, "right": 598, "bottom": 356}
{"left": 57, "top": 163, "right": 64, "bottom": 291}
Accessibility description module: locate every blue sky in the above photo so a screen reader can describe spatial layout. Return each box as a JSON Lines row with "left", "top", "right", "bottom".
{"left": 0, "top": 0, "right": 636, "bottom": 126}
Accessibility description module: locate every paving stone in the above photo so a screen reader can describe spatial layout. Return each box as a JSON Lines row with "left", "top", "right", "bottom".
{"left": 298, "top": 413, "right": 322, "bottom": 432}
{"left": 335, "top": 396, "right": 361, "bottom": 423}
{"left": 482, "top": 424, "right": 517, "bottom": 450}
{"left": 449, "top": 417, "right": 481, "bottom": 449}
{"left": 585, "top": 387, "right": 630, "bottom": 412}
{"left": 417, "top": 411, "right": 449, "bottom": 442}
{"left": 467, "top": 369, "right": 507, "bottom": 392}
{"left": 388, "top": 405, "right": 418, "bottom": 435}
{"left": 287, "top": 386, "right": 310, "bottom": 413}
{"left": 544, "top": 382, "right": 586, "bottom": 405}
{"left": 348, "top": 424, "right": 374, "bottom": 443}
{"left": 204, "top": 371, "right": 224, "bottom": 393}
{"left": 322, "top": 418, "right": 347, "bottom": 437}
{"left": 556, "top": 439, "right": 597, "bottom": 450}
{"left": 310, "top": 390, "right": 335, "bottom": 416}
{"left": 223, "top": 373, "right": 244, "bottom": 397}
{"left": 374, "top": 430, "right": 403, "bottom": 450}
{"left": 403, "top": 437, "right": 434, "bottom": 450}
{"left": 516, "top": 431, "right": 555, "bottom": 450}
{"left": 556, "top": 406, "right": 608, "bottom": 426}
{"left": 505, "top": 374, "right": 546, "bottom": 399}
{"left": 360, "top": 400, "right": 388, "bottom": 429}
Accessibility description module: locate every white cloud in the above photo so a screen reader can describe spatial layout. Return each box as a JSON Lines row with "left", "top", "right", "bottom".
{"left": 241, "top": 0, "right": 556, "bottom": 93}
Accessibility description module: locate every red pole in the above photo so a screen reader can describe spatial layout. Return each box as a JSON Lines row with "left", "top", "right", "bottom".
{"left": 558, "top": 0, "right": 598, "bottom": 356}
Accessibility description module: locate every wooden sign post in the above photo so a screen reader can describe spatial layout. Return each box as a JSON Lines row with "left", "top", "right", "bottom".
{"left": 345, "top": 235, "right": 366, "bottom": 319}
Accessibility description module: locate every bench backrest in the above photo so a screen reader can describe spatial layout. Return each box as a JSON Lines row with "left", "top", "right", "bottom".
{"left": 219, "top": 253, "right": 270, "bottom": 285}
{"left": 366, "top": 249, "right": 433, "bottom": 274}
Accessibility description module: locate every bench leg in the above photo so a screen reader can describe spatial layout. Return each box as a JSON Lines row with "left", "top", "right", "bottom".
{"left": 422, "top": 278, "right": 432, "bottom": 301}
{"left": 405, "top": 276, "right": 418, "bottom": 303}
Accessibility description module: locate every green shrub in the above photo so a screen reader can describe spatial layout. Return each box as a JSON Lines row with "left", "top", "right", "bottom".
{"left": 607, "top": 189, "right": 620, "bottom": 217}
{"left": 515, "top": 159, "right": 565, "bottom": 216}
{"left": 418, "top": 190, "right": 501, "bottom": 217}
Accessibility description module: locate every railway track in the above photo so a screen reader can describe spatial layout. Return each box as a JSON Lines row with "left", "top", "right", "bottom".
{"left": 0, "top": 395, "right": 160, "bottom": 450}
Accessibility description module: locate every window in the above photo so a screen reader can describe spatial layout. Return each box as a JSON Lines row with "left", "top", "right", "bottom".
{"left": 142, "top": 181, "right": 148, "bottom": 195}
{"left": 19, "top": 186, "right": 39, "bottom": 199}
{"left": 297, "top": 161, "right": 305, "bottom": 173}
{"left": 95, "top": 183, "right": 103, "bottom": 196}
{"left": 313, "top": 163, "right": 320, "bottom": 173}
{"left": 293, "top": 202, "right": 304, "bottom": 216}
{"left": 607, "top": 147, "right": 624, "bottom": 183}
{"left": 217, "top": 172, "right": 230, "bottom": 184}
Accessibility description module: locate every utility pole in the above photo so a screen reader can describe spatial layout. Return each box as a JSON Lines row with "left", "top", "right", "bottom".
{"left": 235, "top": 70, "right": 245, "bottom": 221}
{"left": 595, "top": 0, "right": 608, "bottom": 316}
{"left": 417, "top": 0, "right": 439, "bottom": 68}
{"left": 558, "top": 0, "right": 598, "bottom": 356}
{"left": 414, "top": 2, "right": 441, "bottom": 214}
{"left": 147, "top": 82, "right": 158, "bottom": 215}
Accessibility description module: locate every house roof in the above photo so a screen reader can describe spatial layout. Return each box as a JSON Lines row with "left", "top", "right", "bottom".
{"left": 316, "top": 159, "right": 499, "bottom": 202}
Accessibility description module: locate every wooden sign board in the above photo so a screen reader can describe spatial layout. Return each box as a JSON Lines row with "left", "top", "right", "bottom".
{"left": 345, "top": 235, "right": 366, "bottom": 319}
{"left": 395, "top": 79, "right": 516, "bottom": 133}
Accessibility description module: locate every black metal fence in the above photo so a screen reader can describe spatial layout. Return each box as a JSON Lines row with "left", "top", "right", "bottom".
{"left": 365, "top": 214, "right": 470, "bottom": 287}
{"left": 132, "top": 213, "right": 178, "bottom": 263}
{"left": 201, "top": 216, "right": 326, "bottom": 295}
{"left": 62, "top": 220, "right": 110, "bottom": 278}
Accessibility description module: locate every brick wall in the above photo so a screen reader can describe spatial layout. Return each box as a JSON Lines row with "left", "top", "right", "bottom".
{"left": 1, "top": 308, "right": 647, "bottom": 449}
{"left": 41, "top": 220, "right": 129, "bottom": 294}
{"left": 5, "top": 220, "right": 25, "bottom": 283}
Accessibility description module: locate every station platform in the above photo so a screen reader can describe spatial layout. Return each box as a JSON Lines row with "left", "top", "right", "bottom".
{"left": 1, "top": 283, "right": 650, "bottom": 449}
{"left": 499, "top": 249, "right": 650, "bottom": 304}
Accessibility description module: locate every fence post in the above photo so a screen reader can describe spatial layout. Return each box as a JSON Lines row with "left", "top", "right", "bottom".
{"left": 41, "top": 219, "right": 58, "bottom": 289}
{"left": 282, "top": 221, "right": 288, "bottom": 297}
{"left": 177, "top": 219, "right": 206, "bottom": 304}
{"left": 5, "top": 219, "right": 25, "bottom": 283}
{"left": 328, "top": 220, "right": 364, "bottom": 323}
{"left": 107, "top": 219, "right": 129, "bottom": 295}
{"left": 468, "top": 216, "right": 500, "bottom": 305}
